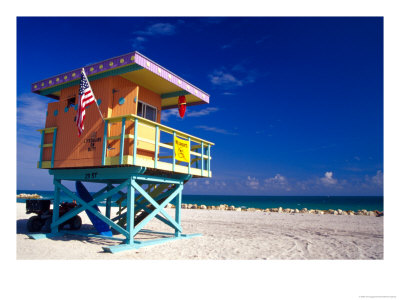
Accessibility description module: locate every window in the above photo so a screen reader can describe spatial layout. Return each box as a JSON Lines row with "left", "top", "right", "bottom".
{"left": 66, "top": 96, "right": 76, "bottom": 108}
{"left": 137, "top": 101, "right": 157, "bottom": 122}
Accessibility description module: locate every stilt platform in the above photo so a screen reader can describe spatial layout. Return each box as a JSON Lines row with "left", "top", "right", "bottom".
{"left": 27, "top": 166, "right": 201, "bottom": 254}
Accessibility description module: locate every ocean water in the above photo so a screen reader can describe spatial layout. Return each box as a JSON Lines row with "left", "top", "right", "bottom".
{"left": 17, "top": 190, "right": 383, "bottom": 211}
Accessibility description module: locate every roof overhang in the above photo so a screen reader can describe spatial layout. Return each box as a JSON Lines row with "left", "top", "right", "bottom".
{"left": 31, "top": 51, "right": 210, "bottom": 109}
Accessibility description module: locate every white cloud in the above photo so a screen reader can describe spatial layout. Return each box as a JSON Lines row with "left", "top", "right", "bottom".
{"left": 161, "top": 107, "right": 219, "bottom": 121}
{"left": 187, "top": 181, "right": 198, "bottom": 187}
{"left": 186, "top": 107, "right": 219, "bottom": 117}
{"left": 246, "top": 176, "right": 259, "bottom": 190}
{"left": 264, "top": 174, "right": 288, "bottom": 186}
{"left": 366, "top": 170, "right": 383, "bottom": 187}
{"left": 161, "top": 109, "right": 180, "bottom": 122}
{"left": 132, "top": 36, "right": 147, "bottom": 50}
{"left": 135, "top": 23, "right": 176, "bottom": 36}
{"left": 17, "top": 94, "right": 49, "bottom": 128}
{"left": 208, "top": 61, "right": 260, "bottom": 89}
{"left": 132, "top": 23, "right": 177, "bottom": 50}
{"left": 196, "top": 125, "right": 237, "bottom": 135}
{"left": 209, "top": 70, "right": 243, "bottom": 87}
{"left": 215, "top": 181, "right": 227, "bottom": 187}
{"left": 264, "top": 174, "right": 291, "bottom": 191}
{"left": 320, "top": 171, "right": 338, "bottom": 185}
{"left": 372, "top": 170, "right": 383, "bottom": 186}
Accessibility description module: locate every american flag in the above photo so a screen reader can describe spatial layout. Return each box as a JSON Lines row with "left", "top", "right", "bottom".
{"left": 76, "top": 68, "right": 96, "bottom": 136}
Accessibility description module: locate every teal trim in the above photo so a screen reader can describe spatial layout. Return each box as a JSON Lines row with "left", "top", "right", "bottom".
{"left": 53, "top": 109, "right": 58, "bottom": 116}
{"left": 39, "top": 130, "right": 45, "bottom": 168}
{"left": 126, "top": 178, "right": 135, "bottom": 245}
{"left": 97, "top": 99, "right": 102, "bottom": 106}
{"left": 64, "top": 107, "right": 69, "bottom": 113}
{"left": 49, "top": 167, "right": 153, "bottom": 182}
{"left": 133, "top": 118, "right": 138, "bottom": 165}
{"left": 92, "top": 185, "right": 109, "bottom": 199}
{"left": 102, "top": 233, "right": 202, "bottom": 253}
{"left": 102, "top": 120, "right": 108, "bottom": 166}
{"left": 53, "top": 180, "right": 130, "bottom": 237}
{"left": 74, "top": 104, "right": 78, "bottom": 111}
{"left": 105, "top": 184, "right": 112, "bottom": 219}
{"left": 118, "top": 97, "right": 125, "bottom": 105}
{"left": 173, "top": 131, "right": 176, "bottom": 172}
{"left": 51, "top": 179, "right": 60, "bottom": 234}
{"left": 132, "top": 182, "right": 182, "bottom": 232}
{"left": 154, "top": 125, "right": 159, "bottom": 169}
{"left": 51, "top": 128, "right": 57, "bottom": 168}
{"left": 130, "top": 182, "right": 183, "bottom": 236}
{"left": 201, "top": 141, "right": 204, "bottom": 177}
{"left": 195, "top": 147, "right": 199, "bottom": 169}
{"left": 134, "top": 96, "right": 137, "bottom": 103}
{"left": 119, "top": 117, "right": 126, "bottom": 165}
{"left": 32, "top": 166, "right": 199, "bottom": 254}
{"left": 135, "top": 175, "right": 183, "bottom": 185}
{"left": 161, "top": 90, "right": 190, "bottom": 99}
{"left": 207, "top": 145, "right": 211, "bottom": 177}
{"left": 40, "top": 79, "right": 79, "bottom": 96}
{"left": 39, "top": 64, "right": 143, "bottom": 96}
{"left": 188, "top": 137, "right": 191, "bottom": 174}
{"left": 175, "top": 191, "right": 182, "bottom": 237}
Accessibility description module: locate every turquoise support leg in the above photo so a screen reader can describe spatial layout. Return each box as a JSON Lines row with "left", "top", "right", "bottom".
{"left": 51, "top": 179, "right": 60, "bottom": 234}
{"left": 106, "top": 184, "right": 112, "bottom": 219}
{"left": 126, "top": 177, "right": 135, "bottom": 245}
{"left": 39, "top": 130, "right": 45, "bottom": 168}
{"left": 29, "top": 168, "right": 200, "bottom": 254}
{"left": 119, "top": 117, "right": 126, "bottom": 165}
{"left": 175, "top": 188, "right": 182, "bottom": 237}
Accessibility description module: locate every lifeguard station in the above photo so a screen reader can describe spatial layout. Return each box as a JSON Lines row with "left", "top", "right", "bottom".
{"left": 29, "top": 51, "right": 214, "bottom": 253}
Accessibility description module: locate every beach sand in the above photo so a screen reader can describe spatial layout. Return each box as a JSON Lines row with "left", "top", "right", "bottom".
{"left": 16, "top": 203, "right": 383, "bottom": 259}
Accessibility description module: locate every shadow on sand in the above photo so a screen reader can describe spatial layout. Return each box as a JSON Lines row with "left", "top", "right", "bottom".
{"left": 17, "top": 218, "right": 173, "bottom": 250}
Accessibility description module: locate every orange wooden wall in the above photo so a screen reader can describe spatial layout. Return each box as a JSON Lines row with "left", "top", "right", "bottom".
{"left": 42, "top": 75, "right": 162, "bottom": 168}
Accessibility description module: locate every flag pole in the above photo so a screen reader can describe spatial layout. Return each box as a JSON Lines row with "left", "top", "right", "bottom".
{"left": 82, "top": 68, "right": 104, "bottom": 122}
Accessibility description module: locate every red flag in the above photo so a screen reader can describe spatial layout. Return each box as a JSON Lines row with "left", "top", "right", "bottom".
{"left": 178, "top": 95, "right": 186, "bottom": 118}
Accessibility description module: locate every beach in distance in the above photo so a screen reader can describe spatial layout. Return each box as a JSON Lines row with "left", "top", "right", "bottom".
{"left": 16, "top": 201, "right": 383, "bottom": 260}
{"left": 17, "top": 190, "right": 384, "bottom": 212}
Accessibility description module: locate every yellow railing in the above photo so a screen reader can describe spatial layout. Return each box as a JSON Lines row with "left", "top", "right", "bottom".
{"left": 37, "top": 127, "right": 58, "bottom": 168}
{"left": 102, "top": 114, "right": 214, "bottom": 177}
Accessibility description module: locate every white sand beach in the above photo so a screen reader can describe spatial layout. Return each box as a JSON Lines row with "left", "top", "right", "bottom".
{"left": 16, "top": 203, "right": 383, "bottom": 259}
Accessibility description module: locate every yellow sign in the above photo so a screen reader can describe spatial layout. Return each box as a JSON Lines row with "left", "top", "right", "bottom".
{"left": 174, "top": 136, "right": 190, "bottom": 163}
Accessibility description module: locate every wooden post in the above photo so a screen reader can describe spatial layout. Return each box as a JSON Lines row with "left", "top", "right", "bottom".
{"left": 39, "top": 130, "right": 45, "bottom": 168}
{"left": 51, "top": 128, "right": 57, "bottom": 168}
{"left": 172, "top": 131, "right": 176, "bottom": 172}
{"left": 188, "top": 137, "right": 191, "bottom": 174}
{"left": 102, "top": 120, "right": 108, "bottom": 166}
{"left": 119, "top": 117, "right": 126, "bottom": 165}
{"left": 201, "top": 141, "right": 204, "bottom": 177}
{"left": 126, "top": 177, "right": 135, "bottom": 245}
{"left": 175, "top": 186, "right": 182, "bottom": 237}
{"left": 133, "top": 118, "right": 138, "bottom": 165}
{"left": 154, "top": 125, "right": 159, "bottom": 169}
{"left": 207, "top": 144, "right": 211, "bottom": 177}
{"left": 51, "top": 179, "right": 60, "bottom": 234}
{"left": 106, "top": 184, "right": 112, "bottom": 219}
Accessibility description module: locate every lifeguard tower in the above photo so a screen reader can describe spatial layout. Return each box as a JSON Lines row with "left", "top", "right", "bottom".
{"left": 29, "top": 51, "right": 214, "bottom": 253}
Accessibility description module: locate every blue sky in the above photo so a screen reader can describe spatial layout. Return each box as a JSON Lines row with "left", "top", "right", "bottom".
{"left": 16, "top": 17, "right": 383, "bottom": 195}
